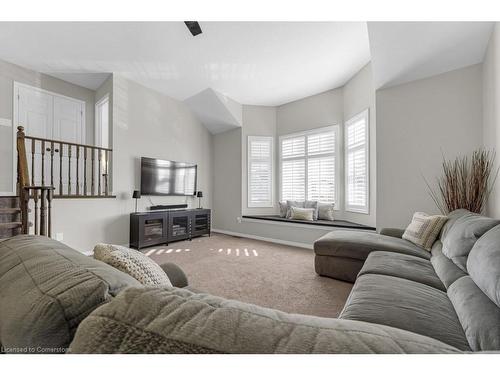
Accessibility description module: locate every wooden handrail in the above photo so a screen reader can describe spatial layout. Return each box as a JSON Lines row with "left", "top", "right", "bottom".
{"left": 24, "top": 134, "right": 113, "bottom": 152}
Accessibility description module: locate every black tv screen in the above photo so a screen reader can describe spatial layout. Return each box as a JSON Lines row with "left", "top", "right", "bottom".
{"left": 140, "top": 157, "right": 197, "bottom": 196}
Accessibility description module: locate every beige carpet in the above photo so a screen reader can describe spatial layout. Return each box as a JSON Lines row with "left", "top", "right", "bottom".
{"left": 142, "top": 233, "right": 352, "bottom": 318}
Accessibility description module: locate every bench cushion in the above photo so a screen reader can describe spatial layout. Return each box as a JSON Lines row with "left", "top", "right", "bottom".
{"left": 339, "top": 274, "right": 470, "bottom": 351}
{"left": 359, "top": 251, "right": 445, "bottom": 291}
{"left": 314, "top": 230, "right": 430, "bottom": 261}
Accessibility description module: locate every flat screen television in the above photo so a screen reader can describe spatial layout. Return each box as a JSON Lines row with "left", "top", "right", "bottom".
{"left": 140, "top": 157, "right": 197, "bottom": 196}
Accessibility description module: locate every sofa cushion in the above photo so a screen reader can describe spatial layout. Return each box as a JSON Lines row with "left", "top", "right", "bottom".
{"left": 339, "top": 274, "right": 470, "bottom": 351}
{"left": 430, "top": 241, "right": 468, "bottom": 289}
{"left": 69, "top": 287, "right": 460, "bottom": 354}
{"left": 448, "top": 276, "right": 500, "bottom": 351}
{"left": 314, "top": 230, "right": 431, "bottom": 261}
{"left": 0, "top": 235, "right": 140, "bottom": 352}
{"left": 467, "top": 224, "right": 500, "bottom": 307}
{"left": 359, "top": 251, "right": 445, "bottom": 291}
{"left": 439, "top": 209, "right": 470, "bottom": 242}
{"left": 442, "top": 212, "right": 500, "bottom": 272}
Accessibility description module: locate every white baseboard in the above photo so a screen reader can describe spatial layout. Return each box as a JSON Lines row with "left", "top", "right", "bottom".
{"left": 211, "top": 228, "right": 313, "bottom": 249}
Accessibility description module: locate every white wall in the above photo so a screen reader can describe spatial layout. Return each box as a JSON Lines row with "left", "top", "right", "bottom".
{"left": 52, "top": 75, "right": 213, "bottom": 252}
{"left": 483, "top": 23, "right": 500, "bottom": 218}
{"left": 376, "top": 64, "right": 483, "bottom": 229}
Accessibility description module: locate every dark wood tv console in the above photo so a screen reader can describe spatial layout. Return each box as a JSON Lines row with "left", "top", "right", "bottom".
{"left": 130, "top": 208, "right": 211, "bottom": 250}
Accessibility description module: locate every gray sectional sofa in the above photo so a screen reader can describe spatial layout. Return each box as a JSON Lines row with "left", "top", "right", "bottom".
{"left": 314, "top": 209, "right": 500, "bottom": 352}
{"left": 1, "top": 208, "right": 499, "bottom": 353}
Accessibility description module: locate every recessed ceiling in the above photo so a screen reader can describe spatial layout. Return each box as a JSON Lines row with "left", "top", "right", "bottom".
{"left": 0, "top": 22, "right": 370, "bottom": 106}
{"left": 368, "top": 22, "right": 494, "bottom": 89}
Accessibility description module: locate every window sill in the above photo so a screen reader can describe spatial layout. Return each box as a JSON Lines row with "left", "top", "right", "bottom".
{"left": 241, "top": 215, "right": 375, "bottom": 231}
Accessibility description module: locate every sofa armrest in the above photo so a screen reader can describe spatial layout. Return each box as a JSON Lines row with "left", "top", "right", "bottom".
{"left": 160, "top": 263, "right": 188, "bottom": 288}
{"left": 379, "top": 228, "right": 405, "bottom": 239}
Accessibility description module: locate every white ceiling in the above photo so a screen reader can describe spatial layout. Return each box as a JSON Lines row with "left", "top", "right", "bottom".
{"left": 368, "top": 22, "right": 495, "bottom": 89}
{"left": 0, "top": 22, "right": 371, "bottom": 106}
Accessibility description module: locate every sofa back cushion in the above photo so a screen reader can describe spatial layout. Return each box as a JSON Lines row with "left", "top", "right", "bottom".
{"left": 447, "top": 276, "right": 500, "bottom": 351}
{"left": 0, "top": 235, "right": 140, "bottom": 352}
{"left": 441, "top": 211, "right": 500, "bottom": 272}
{"left": 467, "top": 224, "right": 500, "bottom": 308}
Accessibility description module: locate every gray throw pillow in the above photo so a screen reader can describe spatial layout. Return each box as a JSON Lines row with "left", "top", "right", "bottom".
{"left": 318, "top": 203, "right": 335, "bottom": 221}
{"left": 305, "top": 200, "right": 319, "bottom": 220}
{"left": 442, "top": 212, "right": 500, "bottom": 271}
{"left": 286, "top": 200, "right": 305, "bottom": 219}
{"left": 278, "top": 201, "right": 288, "bottom": 218}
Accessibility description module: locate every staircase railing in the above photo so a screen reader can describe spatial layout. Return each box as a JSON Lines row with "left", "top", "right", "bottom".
{"left": 16, "top": 126, "right": 114, "bottom": 236}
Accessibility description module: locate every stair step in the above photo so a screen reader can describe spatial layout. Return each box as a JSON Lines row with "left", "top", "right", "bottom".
{"left": 0, "top": 222, "right": 22, "bottom": 229}
{"left": 0, "top": 197, "right": 20, "bottom": 209}
{"left": 0, "top": 208, "right": 21, "bottom": 214}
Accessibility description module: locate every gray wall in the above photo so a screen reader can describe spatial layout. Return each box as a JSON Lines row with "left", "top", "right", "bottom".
{"left": 376, "top": 64, "right": 483, "bottom": 229}
{"left": 342, "top": 64, "right": 376, "bottom": 227}
{"left": 483, "top": 23, "right": 500, "bottom": 218}
{"left": 52, "top": 75, "right": 213, "bottom": 252}
{"left": 241, "top": 105, "right": 277, "bottom": 216}
{"left": 0, "top": 59, "right": 96, "bottom": 194}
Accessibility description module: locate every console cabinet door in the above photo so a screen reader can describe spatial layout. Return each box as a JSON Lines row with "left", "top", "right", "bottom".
{"left": 168, "top": 211, "right": 191, "bottom": 242}
{"left": 191, "top": 209, "right": 211, "bottom": 237}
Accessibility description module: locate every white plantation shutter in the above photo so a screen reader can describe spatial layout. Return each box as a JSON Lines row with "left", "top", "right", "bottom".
{"left": 282, "top": 159, "right": 305, "bottom": 200}
{"left": 345, "top": 109, "right": 369, "bottom": 213}
{"left": 280, "top": 126, "right": 338, "bottom": 204}
{"left": 248, "top": 136, "right": 273, "bottom": 207}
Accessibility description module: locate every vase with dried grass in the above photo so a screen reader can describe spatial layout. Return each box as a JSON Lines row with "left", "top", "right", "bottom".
{"left": 425, "top": 149, "right": 499, "bottom": 215}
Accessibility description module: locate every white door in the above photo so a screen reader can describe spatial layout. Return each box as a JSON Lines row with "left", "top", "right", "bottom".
{"left": 15, "top": 83, "right": 85, "bottom": 194}
{"left": 53, "top": 96, "right": 84, "bottom": 194}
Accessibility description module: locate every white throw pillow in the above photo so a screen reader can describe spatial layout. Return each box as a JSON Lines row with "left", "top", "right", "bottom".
{"left": 286, "top": 200, "right": 305, "bottom": 219}
{"left": 402, "top": 212, "right": 448, "bottom": 250}
{"left": 289, "top": 206, "right": 315, "bottom": 221}
{"left": 93, "top": 243, "right": 172, "bottom": 287}
{"left": 318, "top": 203, "right": 335, "bottom": 221}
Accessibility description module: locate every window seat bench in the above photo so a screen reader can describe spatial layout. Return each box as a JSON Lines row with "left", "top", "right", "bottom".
{"left": 242, "top": 215, "right": 375, "bottom": 231}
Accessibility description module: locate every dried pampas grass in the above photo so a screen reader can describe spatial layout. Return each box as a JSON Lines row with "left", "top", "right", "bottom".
{"left": 425, "top": 150, "right": 498, "bottom": 214}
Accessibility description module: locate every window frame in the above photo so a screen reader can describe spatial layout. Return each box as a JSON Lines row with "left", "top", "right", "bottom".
{"left": 278, "top": 125, "right": 340, "bottom": 206}
{"left": 247, "top": 135, "right": 274, "bottom": 208}
{"left": 344, "top": 109, "right": 370, "bottom": 214}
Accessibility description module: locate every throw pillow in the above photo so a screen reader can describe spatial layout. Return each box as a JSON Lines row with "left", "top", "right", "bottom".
{"left": 402, "top": 212, "right": 448, "bottom": 251}
{"left": 305, "top": 200, "right": 319, "bottom": 220}
{"left": 94, "top": 243, "right": 172, "bottom": 287}
{"left": 286, "top": 200, "right": 305, "bottom": 219}
{"left": 289, "top": 206, "right": 315, "bottom": 221}
{"left": 278, "top": 201, "right": 288, "bottom": 218}
{"left": 318, "top": 203, "right": 335, "bottom": 221}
